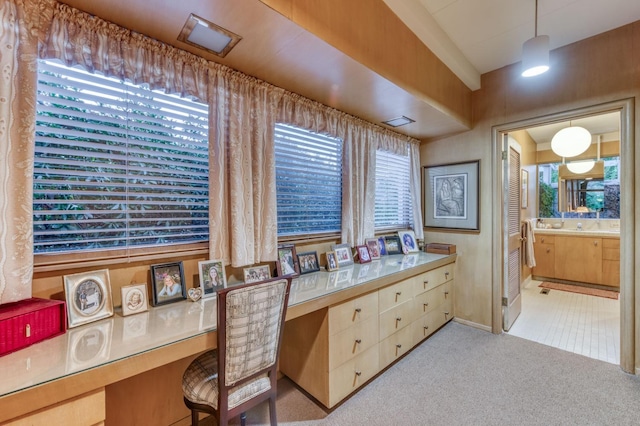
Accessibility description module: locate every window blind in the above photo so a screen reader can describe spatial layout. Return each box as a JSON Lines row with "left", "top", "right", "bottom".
{"left": 375, "top": 149, "right": 413, "bottom": 230}
{"left": 33, "top": 60, "right": 209, "bottom": 254}
{"left": 274, "top": 123, "right": 342, "bottom": 236}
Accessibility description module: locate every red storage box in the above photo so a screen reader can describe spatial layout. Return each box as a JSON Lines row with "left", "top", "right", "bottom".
{"left": 0, "top": 298, "right": 67, "bottom": 356}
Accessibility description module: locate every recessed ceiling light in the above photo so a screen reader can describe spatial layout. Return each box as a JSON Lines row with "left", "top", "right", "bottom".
{"left": 177, "top": 14, "right": 242, "bottom": 58}
{"left": 383, "top": 116, "right": 415, "bottom": 127}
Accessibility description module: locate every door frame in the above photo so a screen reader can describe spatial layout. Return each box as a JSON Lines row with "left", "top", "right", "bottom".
{"left": 490, "top": 98, "right": 635, "bottom": 374}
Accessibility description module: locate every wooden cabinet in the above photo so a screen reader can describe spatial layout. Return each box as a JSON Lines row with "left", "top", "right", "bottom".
{"left": 532, "top": 233, "right": 619, "bottom": 288}
{"left": 533, "top": 235, "right": 555, "bottom": 278}
{"left": 280, "top": 263, "right": 454, "bottom": 408}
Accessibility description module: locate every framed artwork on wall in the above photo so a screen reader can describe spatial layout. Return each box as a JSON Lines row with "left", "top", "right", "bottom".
{"left": 423, "top": 160, "right": 480, "bottom": 232}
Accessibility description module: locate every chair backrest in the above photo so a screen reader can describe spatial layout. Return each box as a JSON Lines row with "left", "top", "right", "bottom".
{"left": 216, "top": 277, "right": 292, "bottom": 387}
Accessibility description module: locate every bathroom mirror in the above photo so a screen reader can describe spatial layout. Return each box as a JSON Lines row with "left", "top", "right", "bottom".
{"left": 558, "top": 177, "right": 604, "bottom": 213}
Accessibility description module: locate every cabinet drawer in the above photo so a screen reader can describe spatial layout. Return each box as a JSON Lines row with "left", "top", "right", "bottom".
{"left": 329, "top": 344, "right": 379, "bottom": 407}
{"left": 379, "top": 300, "right": 413, "bottom": 341}
{"left": 603, "top": 238, "right": 620, "bottom": 261}
{"left": 379, "top": 325, "right": 413, "bottom": 369}
{"left": 379, "top": 279, "right": 414, "bottom": 313}
{"left": 537, "top": 235, "right": 555, "bottom": 244}
{"left": 413, "top": 264, "right": 454, "bottom": 295}
{"left": 411, "top": 298, "right": 453, "bottom": 346}
{"left": 329, "top": 316, "right": 378, "bottom": 370}
{"left": 413, "top": 281, "right": 452, "bottom": 319}
{"left": 329, "top": 291, "right": 378, "bottom": 336}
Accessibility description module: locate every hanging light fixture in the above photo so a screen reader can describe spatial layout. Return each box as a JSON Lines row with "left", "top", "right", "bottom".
{"left": 521, "top": 0, "right": 550, "bottom": 77}
{"left": 550, "top": 124, "right": 592, "bottom": 158}
{"left": 566, "top": 160, "right": 595, "bottom": 174}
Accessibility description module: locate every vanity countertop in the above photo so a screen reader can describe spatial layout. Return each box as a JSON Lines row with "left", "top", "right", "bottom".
{"left": 533, "top": 228, "right": 620, "bottom": 238}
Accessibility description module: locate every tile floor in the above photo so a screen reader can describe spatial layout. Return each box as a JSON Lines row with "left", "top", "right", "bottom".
{"left": 507, "top": 279, "right": 620, "bottom": 364}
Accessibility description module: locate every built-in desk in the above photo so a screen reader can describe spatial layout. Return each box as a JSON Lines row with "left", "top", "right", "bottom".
{"left": 0, "top": 252, "right": 455, "bottom": 425}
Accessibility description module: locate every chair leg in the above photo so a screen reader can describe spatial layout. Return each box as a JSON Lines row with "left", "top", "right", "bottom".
{"left": 240, "top": 412, "right": 247, "bottom": 426}
{"left": 191, "top": 409, "right": 199, "bottom": 426}
{"left": 268, "top": 396, "right": 277, "bottom": 426}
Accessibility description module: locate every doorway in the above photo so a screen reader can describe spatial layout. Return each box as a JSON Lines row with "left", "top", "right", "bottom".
{"left": 491, "top": 99, "right": 635, "bottom": 373}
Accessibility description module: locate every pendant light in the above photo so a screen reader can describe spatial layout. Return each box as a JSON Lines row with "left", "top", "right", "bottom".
{"left": 566, "top": 160, "right": 595, "bottom": 174}
{"left": 521, "top": 0, "right": 550, "bottom": 77}
{"left": 551, "top": 123, "right": 592, "bottom": 158}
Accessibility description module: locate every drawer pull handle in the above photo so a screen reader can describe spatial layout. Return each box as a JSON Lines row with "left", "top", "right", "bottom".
{"left": 355, "top": 371, "right": 362, "bottom": 377}
{"left": 355, "top": 339, "right": 362, "bottom": 344}
{"left": 541, "top": 238, "right": 545, "bottom": 243}
{"left": 444, "top": 311, "right": 450, "bottom": 317}
{"left": 423, "top": 303, "right": 429, "bottom": 308}
{"left": 445, "top": 272, "right": 450, "bottom": 276}
{"left": 594, "top": 241, "right": 598, "bottom": 246}
{"left": 423, "top": 326, "right": 429, "bottom": 331}
{"left": 396, "top": 344, "right": 402, "bottom": 349}
{"left": 546, "top": 248, "right": 550, "bottom": 253}
{"left": 396, "top": 317, "right": 402, "bottom": 322}
{"left": 355, "top": 308, "right": 362, "bottom": 313}
{"left": 396, "top": 291, "right": 402, "bottom": 296}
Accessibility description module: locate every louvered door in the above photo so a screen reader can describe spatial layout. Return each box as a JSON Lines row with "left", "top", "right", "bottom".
{"left": 503, "top": 136, "right": 522, "bottom": 331}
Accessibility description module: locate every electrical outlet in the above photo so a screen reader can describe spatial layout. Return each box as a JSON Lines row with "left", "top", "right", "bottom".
{"left": 610, "top": 222, "right": 620, "bottom": 228}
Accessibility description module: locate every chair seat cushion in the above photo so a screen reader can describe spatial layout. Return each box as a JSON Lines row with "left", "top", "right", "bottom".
{"left": 182, "top": 350, "right": 271, "bottom": 410}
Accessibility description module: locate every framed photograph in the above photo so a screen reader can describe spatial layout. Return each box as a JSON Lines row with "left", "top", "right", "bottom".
{"left": 332, "top": 243, "right": 354, "bottom": 267}
{"left": 150, "top": 261, "right": 186, "bottom": 306}
{"left": 325, "top": 251, "right": 339, "bottom": 271}
{"left": 298, "top": 251, "right": 321, "bottom": 274}
{"left": 243, "top": 264, "right": 271, "bottom": 283}
{"left": 423, "top": 160, "right": 480, "bottom": 232}
{"left": 120, "top": 283, "right": 149, "bottom": 316}
{"left": 365, "top": 238, "right": 381, "bottom": 260}
{"left": 521, "top": 169, "right": 529, "bottom": 208}
{"left": 356, "top": 245, "right": 372, "bottom": 264}
{"left": 63, "top": 269, "right": 114, "bottom": 328}
{"left": 384, "top": 235, "right": 403, "bottom": 255}
{"left": 198, "top": 259, "right": 227, "bottom": 298}
{"left": 276, "top": 244, "right": 300, "bottom": 277}
{"left": 377, "top": 236, "right": 387, "bottom": 256}
{"left": 398, "top": 230, "right": 419, "bottom": 253}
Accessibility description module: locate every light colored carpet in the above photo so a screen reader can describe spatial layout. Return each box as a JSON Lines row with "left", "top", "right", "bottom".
{"left": 539, "top": 281, "right": 619, "bottom": 300}
{"left": 202, "top": 322, "right": 640, "bottom": 425}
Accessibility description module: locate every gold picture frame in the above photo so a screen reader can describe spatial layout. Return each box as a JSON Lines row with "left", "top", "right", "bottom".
{"left": 63, "top": 269, "right": 114, "bottom": 328}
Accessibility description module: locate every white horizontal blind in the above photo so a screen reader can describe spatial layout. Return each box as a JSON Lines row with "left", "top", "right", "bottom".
{"left": 33, "top": 60, "right": 209, "bottom": 254}
{"left": 375, "top": 149, "right": 413, "bottom": 230}
{"left": 274, "top": 123, "right": 342, "bottom": 236}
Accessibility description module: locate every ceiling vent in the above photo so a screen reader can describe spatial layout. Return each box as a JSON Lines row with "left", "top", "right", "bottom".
{"left": 177, "top": 14, "right": 242, "bottom": 58}
{"left": 383, "top": 116, "right": 415, "bottom": 127}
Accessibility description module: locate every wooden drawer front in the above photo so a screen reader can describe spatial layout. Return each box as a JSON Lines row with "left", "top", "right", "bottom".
{"left": 378, "top": 279, "right": 414, "bottom": 313}
{"left": 379, "top": 325, "right": 413, "bottom": 369}
{"left": 537, "top": 235, "right": 555, "bottom": 244}
{"left": 413, "top": 281, "right": 452, "bottom": 319}
{"left": 411, "top": 298, "right": 453, "bottom": 346}
{"left": 414, "top": 264, "right": 454, "bottom": 295}
{"left": 329, "top": 316, "right": 379, "bottom": 370}
{"left": 329, "top": 291, "right": 378, "bottom": 336}
{"left": 329, "top": 345, "right": 379, "bottom": 407}
{"left": 603, "top": 238, "right": 620, "bottom": 261}
{"left": 378, "top": 300, "right": 413, "bottom": 341}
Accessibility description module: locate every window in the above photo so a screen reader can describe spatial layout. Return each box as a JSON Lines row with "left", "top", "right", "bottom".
{"left": 375, "top": 149, "right": 413, "bottom": 230}
{"left": 33, "top": 60, "right": 209, "bottom": 255}
{"left": 538, "top": 156, "right": 620, "bottom": 219}
{"left": 274, "top": 123, "right": 342, "bottom": 237}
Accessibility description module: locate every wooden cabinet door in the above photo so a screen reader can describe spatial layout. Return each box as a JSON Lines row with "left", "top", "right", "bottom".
{"left": 555, "top": 236, "right": 602, "bottom": 284}
{"left": 532, "top": 235, "right": 555, "bottom": 278}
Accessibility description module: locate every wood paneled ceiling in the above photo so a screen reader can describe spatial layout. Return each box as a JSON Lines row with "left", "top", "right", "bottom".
{"left": 56, "top": 0, "right": 471, "bottom": 141}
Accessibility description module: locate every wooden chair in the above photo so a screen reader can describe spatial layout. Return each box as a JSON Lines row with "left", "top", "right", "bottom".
{"left": 182, "top": 276, "right": 292, "bottom": 426}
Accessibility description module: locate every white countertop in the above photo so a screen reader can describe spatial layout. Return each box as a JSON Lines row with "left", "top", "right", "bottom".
{"left": 533, "top": 228, "right": 620, "bottom": 238}
{"left": 0, "top": 251, "right": 450, "bottom": 399}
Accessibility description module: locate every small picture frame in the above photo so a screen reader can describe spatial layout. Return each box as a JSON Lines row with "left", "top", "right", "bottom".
{"left": 297, "top": 251, "right": 321, "bottom": 274}
{"left": 398, "top": 230, "right": 419, "bottom": 253}
{"left": 63, "top": 269, "right": 114, "bottom": 328}
{"left": 377, "top": 236, "right": 387, "bottom": 256}
{"left": 325, "top": 251, "right": 339, "bottom": 271}
{"left": 332, "top": 243, "right": 354, "bottom": 267}
{"left": 365, "top": 238, "right": 381, "bottom": 260}
{"left": 198, "top": 259, "right": 227, "bottom": 298}
{"left": 276, "top": 244, "right": 300, "bottom": 277}
{"left": 384, "top": 235, "right": 403, "bottom": 255}
{"left": 356, "top": 245, "right": 372, "bottom": 264}
{"left": 151, "top": 261, "right": 187, "bottom": 306}
{"left": 120, "top": 283, "right": 149, "bottom": 317}
{"left": 243, "top": 264, "right": 272, "bottom": 283}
